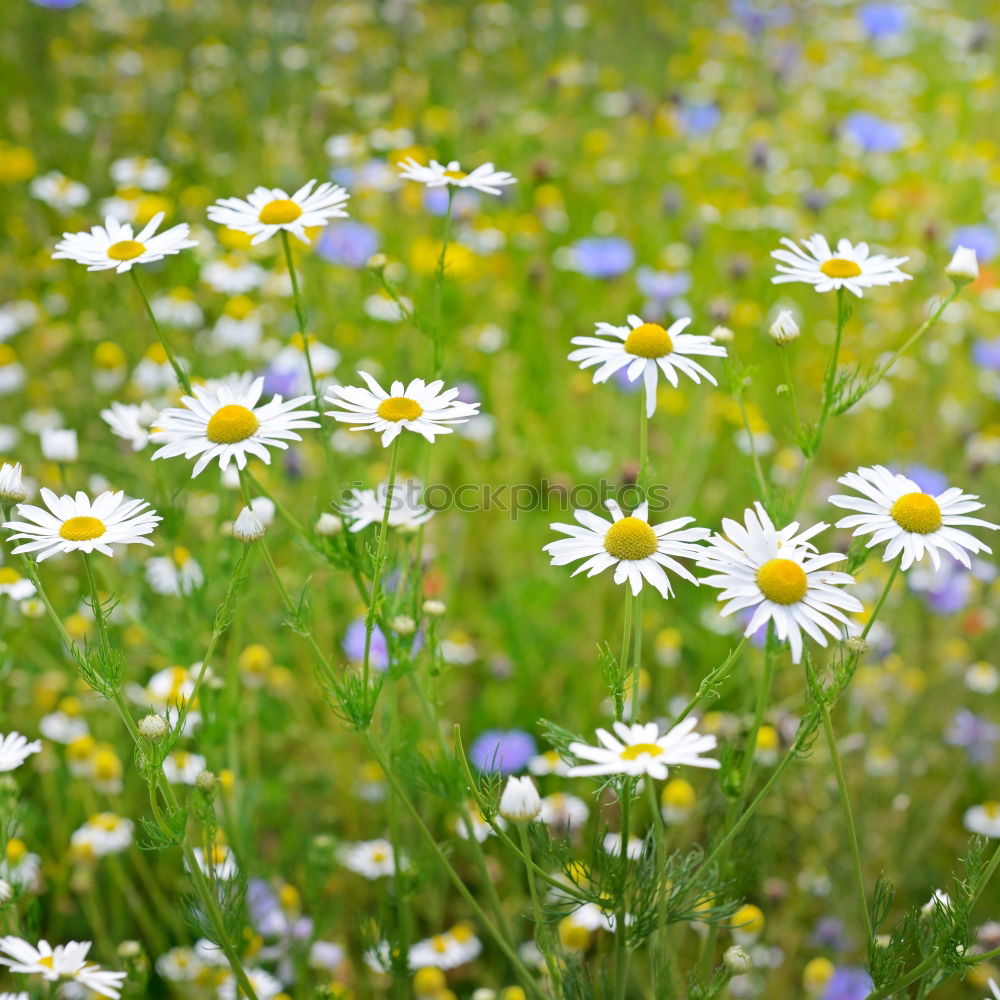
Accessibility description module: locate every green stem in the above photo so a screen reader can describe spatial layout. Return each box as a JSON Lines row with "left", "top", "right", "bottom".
{"left": 431, "top": 190, "right": 454, "bottom": 377}
{"left": 362, "top": 735, "right": 545, "bottom": 1000}
{"left": 629, "top": 591, "right": 644, "bottom": 725}
{"left": 518, "top": 823, "right": 564, "bottom": 998}
{"left": 129, "top": 268, "right": 191, "bottom": 394}
{"left": 862, "top": 560, "right": 900, "bottom": 640}
{"left": 779, "top": 346, "right": 803, "bottom": 440}
{"left": 638, "top": 385, "right": 650, "bottom": 493}
{"left": 616, "top": 592, "right": 634, "bottom": 722}
{"left": 671, "top": 637, "right": 749, "bottom": 729}
{"left": 363, "top": 437, "right": 400, "bottom": 707}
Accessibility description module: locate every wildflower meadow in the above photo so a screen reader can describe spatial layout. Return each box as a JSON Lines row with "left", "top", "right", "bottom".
{"left": 2, "top": 1, "right": 1000, "bottom": 998}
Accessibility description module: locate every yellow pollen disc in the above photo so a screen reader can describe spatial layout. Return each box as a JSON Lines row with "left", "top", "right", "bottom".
{"left": 107, "top": 239, "right": 146, "bottom": 261}
{"left": 376, "top": 396, "right": 423, "bottom": 422}
{"left": 6, "top": 838, "right": 27, "bottom": 864}
{"left": 38, "top": 955, "right": 55, "bottom": 970}
{"left": 443, "top": 169, "right": 467, "bottom": 180}
{"left": 756, "top": 558, "right": 808, "bottom": 605}
{"left": 620, "top": 742, "right": 664, "bottom": 761}
{"left": 94, "top": 813, "right": 119, "bottom": 831}
{"left": 172, "top": 546, "right": 191, "bottom": 566}
{"left": 258, "top": 198, "right": 303, "bottom": 225}
{"left": 371, "top": 849, "right": 387, "bottom": 862}
{"left": 604, "top": 517, "right": 658, "bottom": 561}
{"left": 890, "top": 492, "right": 942, "bottom": 534}
{"left": 59, "top": 516, "right": 107, "bottom": 542}
{"left": 623, "top": 322, "right": 673, "bottom": 359}
{"left": 432, "top": 936, "right": 449, "bottom": 953}
{"left": 0, "top": 567, "right": 20, "bottom": 584}
{"left": 819, "top": 257, "right": 862, "bottom": 279}
{"left": 206, "top": 404, "right": 259, "bottom": 444}
{"left": 985, "top": 802, "right": 1000, "bottom": 819}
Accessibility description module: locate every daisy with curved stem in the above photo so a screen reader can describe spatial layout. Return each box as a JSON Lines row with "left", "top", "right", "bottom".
{"left": 150, "top": 376, "right": 319, "bottom": 477}
{"left": 3, "top": 489, "right": 160, "bottom": 562}
{"left": 771, "top": 235, "right": 910, "bottom": 297}
{"left": 567, "top": 719, "right": 720, "bottom": 781}
{"left": 325, "top": 373, "right": 480, "bottom": 447}
{"left": 396, "top": 157, "right": 517, "bottom": 196}
{"left": 206, "top": 180, "right": 350, "bottom": 246}
{"left": 829, "top": 465, "right": 999, "bottom": 571}
{"left": 543, "top": 498, "right": 708, "bottom": 599}
{"left": 569, "top": 314, "right": 727, "bottom": 419}
{"left": 52, "top": 211, "right": 196, "bottom": 273}
{"left": 52, "top": 212, "right": 196, "bottom": 390}
{"left": 697, "top": 502, "right": 863, "bottom": 664}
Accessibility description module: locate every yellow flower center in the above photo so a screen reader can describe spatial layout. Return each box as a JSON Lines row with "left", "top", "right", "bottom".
{"left": 371, "top": 849, "right": 387, "bottom": 862}
{"left": 620, "top": 742, "right": 664, "bottom": 761}
{"left": 106, "top": 239, "right": 146, "bottom": 261}
{"left": 6, "top": 838, "right": 27, "bottom": 864}
{"left": 172, "top": 546, "right": 191, "bottom": 566}
{"left": 0, "top": 567, "right": 21, "bottom": 584}
{"left": 431, "top": 936, "right": 449, "bottom": 953}
{"left": 376, "top": 396, "right": 423, "bottom": 422}
{"left": 890, "top": 492, "right": 942, "bottom": 534}
{"left": 443, "top": 169, "right": 467, "bottom": 180}
{"left": 59, "top": 516, "right": 107, "bottom": 542}
{"left": 603, "top": 517, "right": 658, "bottom": 561}
{"left": 94, "top": 813, "right": 120, "bottom": 831}
{"left": 756, "top": 558, "right": 808, "bottom": 605}
{"left": 623, "top": 322, "right": 673, "bottom": 359}
{"left": 819, "top": 257, "right": 862, "bottom": 279}
{"left": 984, "top": 801, "right": 1000, "bottom": 819}
{"left": 224, "top": 295, "right": 256, "bottom": 320}
{"left": 38, "top": 955, "right": 55, "bottom": 971}
{"left": 206, "top": 404, "right": 259, "bottom": 443}
{"left": 258, "top": 198, "right": 303, "bottom": 225}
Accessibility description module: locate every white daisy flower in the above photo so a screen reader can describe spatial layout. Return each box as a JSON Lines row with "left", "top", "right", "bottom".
{"left": 771, "top": 234, "right": 911, "bottom": 297}
{"left": 339, "top": 480, "right": 434, "bottom": 532}
{"left": 396, "top": 157, "right": 516, "bottom": 196}
{"left": 0, "top": 732, "right": 41, "bottom": 772}
{"left": 206, "top": 180, "right": 350, "bottom": 246}
{"left": 218, "top": 968, "right": 283, "bottom": 1000}
{"left": 697, "top": 502, "right": 863, "bottom": 664}
{"left": 30, "top": 171, "right": 89, "bottom": 212}
{"left": 0, "top": 462, "right": 26, "bottom": 503}
{"left": 201, "top": 256, "right": 268, "bottom": 294}
{"left": 829, "top": 465, "right": 998, "bottom": 571}
{"left": 145, "top": 546, "right": 204, "bottom": 596}
{"left": 0, "top": 566, "right": 35, "bottom": 600}
{"left": 188, "top": 844, "right": 238, "bottom": 881}
{"left": 539, "top": 792, "right": 590, "bottom": 833}
{"left": 569, "top": 315, "right": 726, "bottom": 418}
{"left": 163, "top": 750, "right": 207, "bottom": 785}
{"left": 0, "top": 937, "right": 127, "bottom": 999}
{"left": 567, "top": 718, "right": 720, "bottom": 780}
{"left": 543, "top": 499, "right": 708, "bottom": 598}
{"left": 409, "top": 927, "right": 483, "bottom": 970}
{"left": 338, "top": 839, "right": 406, "bottom": 879}
{"left": 100, "top": 401, "right": 159, "bottom": 451}
{"left": 964, "top": 802, "right": 1000, "bottom": 839}
{"left": 70, "top": 814, "right": 134, "bottom": 858}
{"left": 109, "top": 156, "right": 170, "bottom": 191}
{"left": 150, "top": 376, "right": 319, "bottom": 477}
{"left": 3, "top": 489, "right": 160, "bottom": 562}
{"left": 52, "top": 212, "right": 197, "bottom": 273}
{"left": 325, "top": 372, "right": 480, "bottom": 447}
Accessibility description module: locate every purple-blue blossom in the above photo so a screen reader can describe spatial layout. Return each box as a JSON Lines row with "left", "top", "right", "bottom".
{"left": 469, "top": 729, "right": 537, "bottom": 774}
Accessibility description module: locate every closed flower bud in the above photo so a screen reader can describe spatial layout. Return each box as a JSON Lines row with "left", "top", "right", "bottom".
{"left": 0, "top": 462, "right": 27, "bottom": 503}
{"left": 946, "top": 245, "right": 978, "bottom": 286}
{"left": 0, "top": 879, "right": 12, "bottom": 905}
{"left": 724, "top": 945, "right": 753, "bottom": 974}
{"left": 367, "top": 253, "right": 388, "bottom": 271}
{"left": 769, "top": 310, "right": 800, "bottom": 345}
{"left": 499, "top": 775, "right": 541, "bottom": 823}
{"left": 390, "top": 615, "right": 416, "bottom": 635}
{"left": 233, "top": 506, "right": 266, "bottom": 543}
{"left": 846, "top": 636, "right": 869, "bottom": 656}
{"left": 422, "top": 599, "right": 446, "bottom": 616}
{"left": 138, "top": 714, "right": 169, "bottom": 741}
{"left": 315, "top": 512, "right": 342, "bottom": 536}
{"left": 710, "top": 325, "right": 735, "bottom": 344}
{"left": 195, "top": 769, "right": 216, "bottom": 793}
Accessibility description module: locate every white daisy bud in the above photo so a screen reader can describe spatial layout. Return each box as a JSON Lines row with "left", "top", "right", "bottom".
{"left": 422, "top": 599, "right": 446, "bottom": 616}
{"left": 710, "top": 325, "right": 735, "bottom": 343}
{"left": 138, "top": 714, "right": 169, "bottom": 741}
{"left": 195, "top": 769, "right": 216, "bottom": 793}
{"left": 499, "top": 775, "right": 542, "bottom": 823}
{"left": 315, "top": 512, "right": 342, "bottom": 536}
{"left": 724, "top": 945, "right": 753, "bottom": 974}
{"left": 390, "top": 615, "right": 416, "bottom": 635}
{"left": 0, "top": 878, "right": 12, "bottom": 905}
{"left": 40, "top": 428, "right": 78, "bottom": 462}
{"left": 846, "top": 636, "right": 869, "bottom": 656}
{"left": 233, "top": 506, "right": 266, "bottom": 543}
{"left": 769, "top": 310, "right": 800, "bottom": 345}
{"left": 367, "top": 253, "right": 388, "bottom": 271}
{"left": 0, "top": 462, "right": 26, "bottom": 503}
{"left": 945, "top": 245, "right": 978, "bottom": 286}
